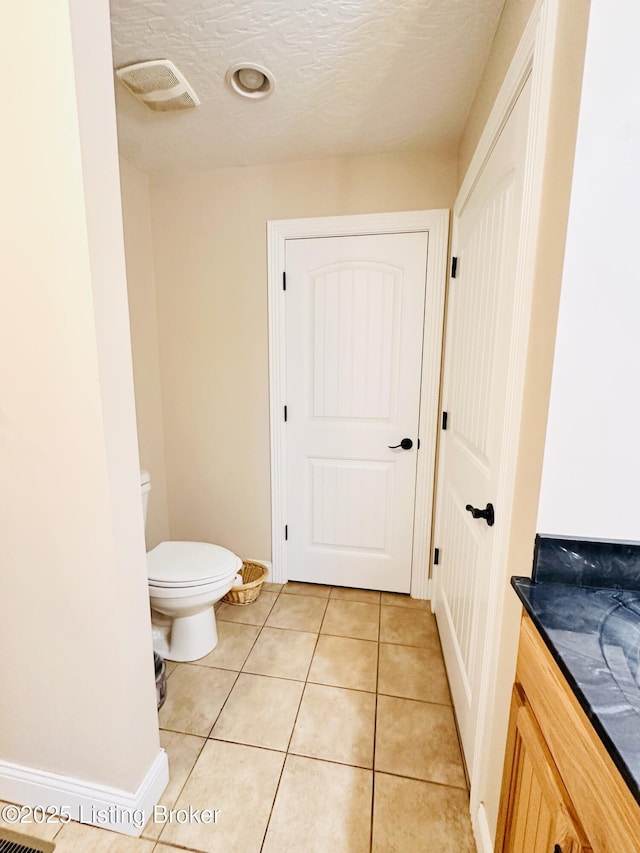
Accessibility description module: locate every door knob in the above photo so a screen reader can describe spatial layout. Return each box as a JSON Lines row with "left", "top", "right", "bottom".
{"left": 465, "top": 502, "right": 495, "bottom": 526}
{"left": 388, "top": 438, "right": 413, "bottom": 450}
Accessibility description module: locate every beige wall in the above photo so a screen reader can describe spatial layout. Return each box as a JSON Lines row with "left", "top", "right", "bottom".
{"left": 148, "top": 149, "right": 457, "bottom": 560}
{"left": 0, "top": 0, "right": 160, "bottom": 799}
{"left": 120, "top": 158, "right": 170, "bottom": 548}
{"left": 457, "top": 0, "right": 591, "bottom": 839}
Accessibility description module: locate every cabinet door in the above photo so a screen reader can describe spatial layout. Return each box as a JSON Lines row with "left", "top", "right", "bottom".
{"left": 497, "top": 686, "right": 592, "bottom": 853}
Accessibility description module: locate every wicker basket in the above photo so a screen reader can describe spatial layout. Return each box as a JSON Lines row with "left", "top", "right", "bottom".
{"left": 222, "top": 560, "right": 269, "bottom": 605}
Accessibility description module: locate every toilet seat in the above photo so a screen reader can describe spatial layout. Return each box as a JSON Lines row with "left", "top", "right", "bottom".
{"left": 147, "top": 541, "right": 241, "bottom": 589}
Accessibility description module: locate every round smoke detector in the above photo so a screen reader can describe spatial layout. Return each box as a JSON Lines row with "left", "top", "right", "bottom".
{"left": 225, "top": 62, "right": 275, "bottom": 100}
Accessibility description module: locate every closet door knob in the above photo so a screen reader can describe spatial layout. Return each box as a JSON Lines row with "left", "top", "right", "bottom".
{"left": 465, "top": 502, "right": 495, "bottom": 527}
{"left": 388, "top": 438, "right": 413, "bottom": 450}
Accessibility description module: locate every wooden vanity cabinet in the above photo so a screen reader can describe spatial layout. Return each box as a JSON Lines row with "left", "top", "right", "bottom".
{"left": 496, "top": 615, "right": 640, "bottom": 853}
{"left": 498, "top": 684, "right": 591, "bottom": 852}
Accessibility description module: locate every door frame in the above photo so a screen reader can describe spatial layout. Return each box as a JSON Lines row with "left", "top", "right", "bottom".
{"left": 431, "top": 0, "right": 563, "bottom": 847}
{"left": 267, "top": 210, "right": 449, "bottom": 595}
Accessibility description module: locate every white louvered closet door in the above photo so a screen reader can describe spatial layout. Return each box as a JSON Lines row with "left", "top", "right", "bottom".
{"left": 284, "top": 232, "right": 428, "bottom": 592}
{"left": 433, "top": 77, "right": 532, "bottom": 777}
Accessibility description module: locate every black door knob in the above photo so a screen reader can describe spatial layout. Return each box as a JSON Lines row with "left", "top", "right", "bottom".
{"left": 465, "top": 502, "right": 495, "bottom": 527}
{"left": 388, "top": 438, "right": 413, "bottom": 450}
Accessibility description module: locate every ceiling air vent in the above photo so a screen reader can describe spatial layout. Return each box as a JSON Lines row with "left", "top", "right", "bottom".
{"left": 116, "top": 59, "right": 200, "bottom": 111}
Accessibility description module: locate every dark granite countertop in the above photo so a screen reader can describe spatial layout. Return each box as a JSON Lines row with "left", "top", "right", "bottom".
{"left": 512, "top": 534, "right": 640, "bottom": 808}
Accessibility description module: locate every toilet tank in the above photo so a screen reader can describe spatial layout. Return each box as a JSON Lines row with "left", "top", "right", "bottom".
{"left": 140, "top": 469, "right": 151, "bottom": 529}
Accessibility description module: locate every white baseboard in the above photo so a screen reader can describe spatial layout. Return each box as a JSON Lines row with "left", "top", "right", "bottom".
{"left": 0, "top": 749, "right": 168, "bottom": 837}
{"left": 421, "top": 577, "right": 432, "bottom": 601}
{"left": 473, "top": 802, "right": 494, "bottom": 853}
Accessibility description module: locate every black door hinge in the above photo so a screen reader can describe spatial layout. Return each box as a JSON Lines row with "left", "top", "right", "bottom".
{"left": 283, "top": 271, "right": 287, "bottom": 291}
{"left": 284, "top": 405, "right": 288, "bottom": 422}
{"left": 434, "top": 547, "right": 440, "bottom": 566}
{"left": 285, "top": 525, "right": 288, "bottom": 541}
{"left": 442, "top": 411, "right": 448, "bottom": 430}
{"left": 451, "top": 257, "right": 458, "bottom": 278}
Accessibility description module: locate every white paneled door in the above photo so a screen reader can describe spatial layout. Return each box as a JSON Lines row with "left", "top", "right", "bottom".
{"left": 433, "top": 77, "right": 532, "bottom": 776}
{"left": 285, "top": 233, "right": 429, "bottom": 591}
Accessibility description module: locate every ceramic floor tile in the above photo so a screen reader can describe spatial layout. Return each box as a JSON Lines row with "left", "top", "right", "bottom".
{"left": 159, "top": 739, "right": 284, "bottom": 853}
{"left": 281, "top": 581, "right": 331, "bottom": 598}
{"left": 53, "top": 821, "right": 155, "bottom": 851}
{"left": 321, "top": 599, "right": 380, "bottom": 641}
{"left": 142, "top": 731, "right": 205, "bottom": 840}
{"left": 378, "top": 641, "right": 451, "bottom": 704}
{"left": 307, "top": 634, "right": 378, "bottom": 692}
{"left": 262, "top": 755, "right": 372, "bottom": 853}
{"left": 380, "top": 592, "right": 431, "bottom": 610}
{"left": 262, "top": 581, "right": 284, "bottom": 592}
{"left": 192, "top": 621, "right": 260, "bottom": 671}
{"left": 164, "top": 660, "right": 178, "bottom": 677}
{"left": 216, "top": 590, "right": 277, "bottom": 626}
{"left": 265, "top": 594, "right": 327, "bottom": 632}
{"left": 372, "top": 773, "right": 476, "bottom": 852}
{"left": 379, "top": 605, "right": 438, "bottom": 647}
{"left": 210, "top": 673, "right": 304, "bottom": 751}
{"left": 375, "top": 695, "right": 466, "bottom": 788}
{"left": 158, "top": 664, "right": 237, "bottom": 736}
{"left": 242, "top": 627, "right": 317, "bottom": 680}
{"left": 0, "top": 801, "right": 63, "bottom": 841}
{"left": 290, "top": 683, "right": 376, "bottom": 768}
{"left": 330, "top": 586, "right": 381, "bottom": 604}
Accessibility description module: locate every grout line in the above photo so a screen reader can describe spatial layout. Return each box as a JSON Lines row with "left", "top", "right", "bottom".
{"left": 372, "top": 767, "right": 470, "bottom": 794}
{"left": 318, "top": 628, "right": 379, "bottom": 642}
{"left": 316, "top": 595, "right": 331, "bottom": 635}
{"left": 257, "top": 619, "right": 324, "bottom": 851}
{"left": 280, "top": 592, "right": 332, "bottom": 600}
{"left": 205, "top": 668, "right": 258, "bottom": 739}
{"left": 305, "top": 679, "right": 376, "bottom": 695}
{"left": 282, "top": 617, "right": 323, "bottom": 756}
{"left": 259, "top": 755, "right": 285, "bottom": 853}
{"left": 163, "top": 735, "right": 381, "bottom": 779}
{"left": 150, "top": 839, "right": 210, "bottom": 852}
{"left": 206, "top": 735, "right": 289, "bottom": 755}
{"left": 219, "top": 620, "right": 381, "bottom": 641}
{"left": 370, "top": 592, "right": 382, "bottom": 852}
{"left": 189, "top": 593, "right": 279, "bottom": 740}
{"left": 148, "top": 738, "right": 209, "bottom": 844}
{"left": 266, "top": 752, "right": 375, "bottom": 777}
{"left": 375, "top": 690, "right": 453, "bottom": 707}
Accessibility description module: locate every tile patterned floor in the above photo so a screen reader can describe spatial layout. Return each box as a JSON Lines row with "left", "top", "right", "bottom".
{"left": 1, "top": 583, "right": 476, "bottom": 852}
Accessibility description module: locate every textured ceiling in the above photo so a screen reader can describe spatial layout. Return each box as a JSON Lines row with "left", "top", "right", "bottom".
{"left": 110, "top": 0, "right": 505, "bottom": 173}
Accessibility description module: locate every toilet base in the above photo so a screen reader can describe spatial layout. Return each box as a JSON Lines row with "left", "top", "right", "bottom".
{"left": 152, "top": 607, "right": 219, "bottom": 662}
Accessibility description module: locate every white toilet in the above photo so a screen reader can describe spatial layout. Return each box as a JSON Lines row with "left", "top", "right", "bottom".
{"left": 141, "top": 470, "right": 242, "bottom": 662}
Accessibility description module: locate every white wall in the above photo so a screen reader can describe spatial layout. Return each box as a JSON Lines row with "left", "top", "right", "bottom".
{"left": 0, "top": 0, "right": 163, "bottom": 817}
{"left": 538, "top": 0, "right": 640, "bottom": 538}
